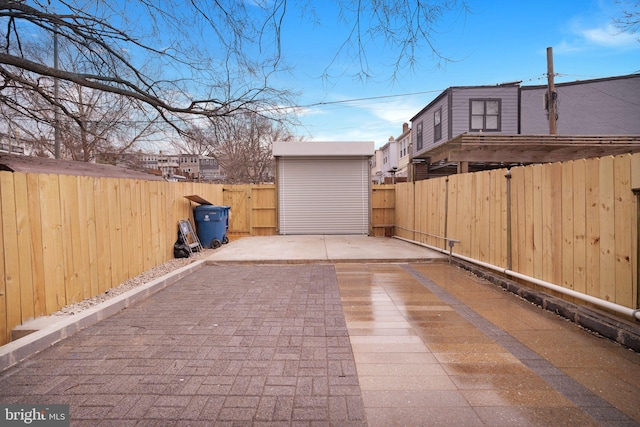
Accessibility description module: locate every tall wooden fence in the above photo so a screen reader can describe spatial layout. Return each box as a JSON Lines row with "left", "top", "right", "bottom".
{"left": 395, "top": 153, "right": 639, "bottom": 311}
{"left": 0, "top": 173, "right": 222, "bottom": 345}
{"left": 0, "top": 175, "right": 397, "bottom": 346}
{"left": 2, "top": 156, "right": 638, "bottom": 345}
{"left": 222, "top": 184, "right": 278, "bottom": 238}
{"left": 371, "top": 185, "right": 395, "bottom": 237}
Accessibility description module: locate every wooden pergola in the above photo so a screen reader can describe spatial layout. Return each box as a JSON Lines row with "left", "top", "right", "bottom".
{"left": 413, "top": 134, "right": 640, "bottom": 177}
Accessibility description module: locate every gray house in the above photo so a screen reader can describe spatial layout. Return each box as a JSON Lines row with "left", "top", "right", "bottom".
{"left": 410, "top": 74, "right": 640, "bottom": 178}
{"left": 520, "top": 74, "right": 640, "bottom": 135}
{"left": 411, "top": 82, "right": 521, "bottom": 155}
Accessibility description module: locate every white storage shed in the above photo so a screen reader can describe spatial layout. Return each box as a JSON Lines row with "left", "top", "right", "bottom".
{"left": 273, "top": 141, "right": 375, "bottom": 235}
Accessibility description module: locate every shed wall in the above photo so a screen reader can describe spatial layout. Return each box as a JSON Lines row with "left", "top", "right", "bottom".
{"left": 277, "top": 157, "right": 370, "bottom": 234}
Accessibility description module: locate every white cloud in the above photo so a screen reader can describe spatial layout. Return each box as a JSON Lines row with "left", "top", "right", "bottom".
{"left": 293, "top": 106, "right": 330, "bottom": 117}
{"left": 367, "top": 100, "right": 424, "bottom": 125}
{"left": 553, "top": 40, "right": 585, "bottom": 55}
{"left": 557, "top": 20, "right": 640, "bottom": 54}
{"left": 296, "top": 91, "right": 433, "bottom": 146}
{"left": 580, "top": 24, "right": 638, "bottom": 47}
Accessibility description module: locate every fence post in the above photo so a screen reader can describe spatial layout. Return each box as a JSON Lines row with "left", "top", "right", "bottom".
{"left": 505, "top": 169, "right": 513, "bottom": 271}
{"left": 444, "top": 177, "right": 449, "bottom": 251}
{"left": 632, "top": 153, "right": 640, "bottom": 310}
{"left": 634, "top": 188, "right": 640, "bottom": 310}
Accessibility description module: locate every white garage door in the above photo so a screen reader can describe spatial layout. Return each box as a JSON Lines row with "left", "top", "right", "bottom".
{"left": 278, "top": 157, "right": 370, "bottom": 234}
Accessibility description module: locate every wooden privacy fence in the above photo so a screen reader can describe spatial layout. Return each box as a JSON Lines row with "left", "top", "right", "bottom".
{"left": 371, "top": 185, "right": 395, "bottom": 237}
{"left": 395, "top": 153, "right": 639, "bottom": 312}
{"left": 223, "top": 184, "right": 394, "bottom": 239}
{"left": 3, "top": 156, "right": 637, "bottom": 345}
{"left": 222, "top": 185, "right": 278, "bottom": 238}
{"left": 0, "top": 174, "right": 394, "bottom": 346}
{"left": 0, "top": 172, "right": 223, "bottom": 345}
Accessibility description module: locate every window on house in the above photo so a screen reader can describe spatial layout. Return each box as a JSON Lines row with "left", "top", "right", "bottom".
{"left": 470, "top": 99, "right": 501, "bottom": 131}
{"left": 416, "top": 122, "right": 423, "bottom": 151}
{"left": 434, "top": 108, "right": 442, "bottom": 141}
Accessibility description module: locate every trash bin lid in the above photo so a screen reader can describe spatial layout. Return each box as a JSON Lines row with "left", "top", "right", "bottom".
{"left": 184, "top": 195, "right": 213, "bottom": 205}
{"left": 194, "top": 205, "right": 229, "bottom": 212}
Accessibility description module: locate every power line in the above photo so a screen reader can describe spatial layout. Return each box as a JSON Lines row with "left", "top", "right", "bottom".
{"left": 281, "top": 89, "right": 445, "bottom": 110}
{"left": 285, "top": 73, "right": 566, "bottom": 110}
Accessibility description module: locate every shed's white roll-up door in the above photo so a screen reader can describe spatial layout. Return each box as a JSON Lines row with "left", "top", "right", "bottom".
{"left": 278, "top": 157, "right": 370, "bottom": 234}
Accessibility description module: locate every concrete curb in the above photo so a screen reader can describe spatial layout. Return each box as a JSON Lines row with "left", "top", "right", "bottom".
{"left": 0, "top": 260, "right": 206, "bottom": 372}
{"left": 452, "top": 258, "right": 640, "bottom": 353}
{"left": 204, "top": 258, "right": 446, "bottom": 265}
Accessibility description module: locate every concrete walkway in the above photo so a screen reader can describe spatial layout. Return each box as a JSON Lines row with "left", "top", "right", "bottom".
{"left": 204, "top": 235, "right": 448, "bottom": 263}
{"left": 0, "top": 237, "right": 638, "bottom": 426}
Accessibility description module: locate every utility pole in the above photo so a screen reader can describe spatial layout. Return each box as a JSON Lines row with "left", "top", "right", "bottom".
{"left": 546, "top": 47, "right": 557, "bottom": 135}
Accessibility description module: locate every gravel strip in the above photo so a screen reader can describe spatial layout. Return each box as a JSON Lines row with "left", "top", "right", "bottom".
{"left": 53, "top": 250, "right": 211, "bottom": 316}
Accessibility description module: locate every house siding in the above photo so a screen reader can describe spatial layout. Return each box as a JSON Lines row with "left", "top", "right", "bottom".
{"left": 397, "top": 132, "right": 411, "bottom": 177}
{"left": 412, "top": 85, "right": 519, "bottom": 157}
{"left": 521, "top": 75, "right": 640, "bottom": 135}
{"left": 450, "top": 86, "right": 519, "bottom": 136}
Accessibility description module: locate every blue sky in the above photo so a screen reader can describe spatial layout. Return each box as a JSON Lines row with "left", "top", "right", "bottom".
{"left": 275, "top": 1, "right": 639, "bottom": 148}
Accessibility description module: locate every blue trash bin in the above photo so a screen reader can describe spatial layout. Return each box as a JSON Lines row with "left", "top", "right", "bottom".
{"left": 193, "top": 205, "right": 230, "bottom": 248}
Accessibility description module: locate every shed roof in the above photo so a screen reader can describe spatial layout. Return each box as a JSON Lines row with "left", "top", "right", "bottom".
{"left": 0, "top": 154, "right": 165, "bottom": 181}
{"left": 273, "top": 141, "right": 374, "bottom": 157}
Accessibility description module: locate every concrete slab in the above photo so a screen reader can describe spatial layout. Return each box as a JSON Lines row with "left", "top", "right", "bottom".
{"left": 323, "top": 236, "right": 445, "bottom": 261}
{"left": 204, "top": 235, "right": 447, "bottom": 263}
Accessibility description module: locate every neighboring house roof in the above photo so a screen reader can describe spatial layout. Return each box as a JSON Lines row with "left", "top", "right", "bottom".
{"left": 394, "top": 123, "right": 411, "bottom": 142}
{"left": 396, "top": 128, "right": 411, "bottom": 141}
{"left": 0, "top": 153, "right": 166, "bottom": 181}
{"left": 520, "top": 72, "right": 639, "bottom": 91}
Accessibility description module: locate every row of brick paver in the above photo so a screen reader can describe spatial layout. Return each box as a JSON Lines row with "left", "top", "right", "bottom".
{"left": 0, "top": 265, "right": 367, "bottom": 425}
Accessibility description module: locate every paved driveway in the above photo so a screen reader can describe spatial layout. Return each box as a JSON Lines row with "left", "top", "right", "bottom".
{"left": 0, "top": 237, "right": 639, "bottom": 425}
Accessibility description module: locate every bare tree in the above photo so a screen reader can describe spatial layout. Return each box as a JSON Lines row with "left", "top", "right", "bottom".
{"left": 55, "top": 86, "right": 161, "bottom": 163}
{"left": 1, "top": 0, "right": 467, "bottom": 159}
{"left": 614, "top": 0, "right": 640, "bottom": 40}
{"left": 171, "top": 125, "right": 215, "bottom": 157}
{"left": 1, "top": 1, "right": 466, "bottom": 111}
{"left": 0, "top": 0, "right": 295, "bottom": 139}
{"left": 201, "top": 112, "right": 299, "bottom": 184}
{"left": 313, "top": 0, "right": 470, "bottom": 81}
{"left": 0, "top": 33, "right": 162, "bottom": 160}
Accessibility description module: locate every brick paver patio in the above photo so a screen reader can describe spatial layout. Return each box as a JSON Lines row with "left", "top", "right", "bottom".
{"left": 0, "top": 265, "right": 366, "bottom": 425}
{"left": 1, "top": 261, "right": 639, "bottom": 426}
